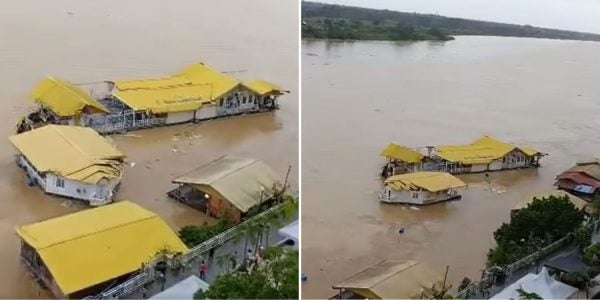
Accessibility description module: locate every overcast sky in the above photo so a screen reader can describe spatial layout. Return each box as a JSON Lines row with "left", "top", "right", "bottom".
{"left": 316, "top": 0, "right": 600, "bottom": 34}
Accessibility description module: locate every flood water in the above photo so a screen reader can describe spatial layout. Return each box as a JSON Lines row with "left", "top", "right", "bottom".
{"left": 302, "top": 37, "right": 600, "bottom": 298}
{"left": 0, "top": 1, "right": 297, "bottom": 298}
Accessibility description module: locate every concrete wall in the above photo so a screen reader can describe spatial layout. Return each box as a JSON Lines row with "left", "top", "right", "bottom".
{"left": 471, "top": 164, "right": 488, "bottom": 173}
{"left": 17, "top": 154, "right": 47, "bottom": 190}
{"left": 489, "top": 160, "right": 503, "bottom": 171}
{"left": 166, "top": 111, "right": 195, "bottom": 124}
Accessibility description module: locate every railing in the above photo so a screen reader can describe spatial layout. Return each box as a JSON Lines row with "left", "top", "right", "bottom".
{"left": 455, "top": 218, "right": 600, "bottom": 299}
{"left": 84, "top": 201, "right": 291, "bottom": 299}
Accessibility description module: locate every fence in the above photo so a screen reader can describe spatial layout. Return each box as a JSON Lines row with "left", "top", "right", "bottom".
{"left": 455, "top": 218, "right": 600, "bottom": 298}
{"left": 84, "top": 202, "right": 290, "bottom": 299}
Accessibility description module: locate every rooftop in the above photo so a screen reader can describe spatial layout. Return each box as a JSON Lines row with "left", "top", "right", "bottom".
{"left": 384, "top": 172, "right": 466, "bottom": 192}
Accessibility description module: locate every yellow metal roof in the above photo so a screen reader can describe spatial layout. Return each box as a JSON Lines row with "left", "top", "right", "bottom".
{"left": 15, "top": 201, "right": 188, "bottom": 295}
{"left": 9, "top": 125, "right": 125, "bottom": 183}
{"left": 31, "top": 76, "right": 110, "bottom": 117}
{"left": 242, "top": 80, "right": 288, "bottom": 96}
{"left": 380, "top": 143, "right": 424, "bottom": 163}
{"left": 513, "top": 190, "right": 588, "bottom": 212}
{"left": 333, "top": 260, "right": 444, "bottom": 299}
{"left": 113, "top": 63, "right": 240, "bottom": 113}
{"left": 435, "top": 136, "right": 539, "bottom": 164}
{"left": 385, "top": 172, "right": 466, "bottom": 192}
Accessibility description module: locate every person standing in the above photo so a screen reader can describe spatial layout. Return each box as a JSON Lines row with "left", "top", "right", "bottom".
{"left": 199, "top": 260, "right": 207, "bottom": 280}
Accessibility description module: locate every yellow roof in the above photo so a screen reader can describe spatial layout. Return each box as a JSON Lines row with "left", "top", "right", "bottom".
{"left": 113, "top": 63, "right": 240, "bottom": 113}
{"left": 384, "top": 172, "right": 466, "bottom": 192}
{"left": 380, "top": 143, "right": 424, "bottom": 163}
{"left": 333, "top": 260, "right": 444, "bottom": 299}
{"left": 242, "top": 80, "right": 288, "bottom": 96}
{"left": 15, "top": 201, "right": 188, "bottom": 295}
{"left": 9, "top": 125, "right": 125, "bottom": 183}
{"left": 435, "top": 136, "right": 539, "bottom": 164}
{"left": 513, "top": 190, "right": 588, "bottom": 212}
{"left": 31, "top": 76, "right": 110, "bottom": 117}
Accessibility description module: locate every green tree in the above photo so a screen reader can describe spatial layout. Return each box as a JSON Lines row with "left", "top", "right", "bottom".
{"left": 195, "top": 249, "right": 298, "bottom": 299}
{"left": 487, "top": 195, "right": 584, "bottom": 266}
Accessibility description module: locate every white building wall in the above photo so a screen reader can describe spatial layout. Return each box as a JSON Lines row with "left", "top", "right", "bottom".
{"left": 17, "top": 154, "right": 118, "bottom": 205}
{"left": 166, "top": 111, "right": 195, "bottom": 124}
{"left": 489, "top": 160, "right": 503, "bottom": 171}
{"left": 194, "top": 104, "right": 217, "bottom": 120}
{"left": 382, "top": 187, "right": 461, "bottom": 205}
{"left": 471, "top": 164, "right": 488, "bottom": 173}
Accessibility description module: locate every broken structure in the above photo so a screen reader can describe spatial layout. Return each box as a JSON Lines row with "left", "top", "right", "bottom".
{"left": 380, "top": 172, "right": 466, "bottom": 205}
{"left": 9, "top": 125, "right": 126, "bottom": 206}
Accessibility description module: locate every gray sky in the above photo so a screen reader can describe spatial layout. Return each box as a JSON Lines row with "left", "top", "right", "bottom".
{"left": 317, "top": 0, "right": 600, "bottom": 34}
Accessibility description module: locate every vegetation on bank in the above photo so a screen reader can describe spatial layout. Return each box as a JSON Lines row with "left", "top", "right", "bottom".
{"left": 302, "top": 18, "right": 453, "bottom": 41}
{"left": 487, "top": 195, "right": 584, "bottom": 266}
{"left": 302, "top": 2, "right": 600, "bottom": 42}
{"left": 194, "top": 248, "right": 298, "bottom": 299}
{"left": 178, "top": 195, "right": 298, "bottom": 248}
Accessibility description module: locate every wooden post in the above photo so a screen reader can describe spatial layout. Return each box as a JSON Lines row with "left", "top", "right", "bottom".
{"left": 282, "top": 165, "right": 292, "bottom": 196}
{"left": 442, "top": 265, "right": 449, "bottom": 295}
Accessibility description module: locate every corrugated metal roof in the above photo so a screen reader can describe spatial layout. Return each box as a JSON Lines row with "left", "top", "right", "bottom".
{"left": 9, "top": 125, "right": 125, "bottom": 183}
{"left": 173, "top": 156, "right": 281, "bottom": 213}
{"left": 435, "top": 136, "right": 539, "bottom": 164}
{"left": 31, "top": 76, "right": 110, "bottom": 117}
{"left": 332, "top": 260, "right": 444, "bottom": 299}
{"left": 15, "top": 201, "right": 188, "bottom": 295}
{"left": 385, "top": 172, "right": 466, "bottom": 192}
{"left": 379, "top": 143, "right": 424, "bottom": 163}
{"left": 243, "top": 80, "right": 287, "bottom": 96}
{"left": 513, "top": 190, "right": 588, "bottom": 211}
{"left": 113, "top": 63, "right": 240, "bottom": 113}
{"left": 566, "top": 163, "right": 600, "bottom": 181}
{"left": 557, "top": 172, "right": 600, "bottom": 188}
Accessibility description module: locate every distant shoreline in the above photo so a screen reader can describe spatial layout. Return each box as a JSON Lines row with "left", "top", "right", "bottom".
{"left": 302, "top": 2, "right": 600, "bottom": 43}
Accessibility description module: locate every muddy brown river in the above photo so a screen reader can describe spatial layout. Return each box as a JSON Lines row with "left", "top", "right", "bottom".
{"left": 302, "top": 37, "right": 600, "bottom": 298}
{"left": 0, "top": 1, "right": 297, "bottom": 298}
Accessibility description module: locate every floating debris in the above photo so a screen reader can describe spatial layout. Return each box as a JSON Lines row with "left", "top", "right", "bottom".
{"left": 123, "top": 133, "right": 142, "bottom": 138}
{"left": 130, "top": 162, "right": 136, "bottom": 168}
{"left": 409, "top": 206, "right": 421, "bottom": 211}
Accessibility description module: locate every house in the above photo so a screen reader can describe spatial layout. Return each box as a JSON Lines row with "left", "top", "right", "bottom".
{"left": 15, "top": 201, "right": 188, "bottom": 299}
{"left": 512, "top": 190, "right": 590, "bottom": 215}
{"left": 380, "top": 172, "right": 466, "bottom": 205}
{"left": 18, "top": 63, "right": 288, "bottom": 134}
{"left": 490, "top": 267, "right": 578, "bottom": 299}
{"left": 556, "top": 160, "right": 600, "bottom": 198}
{"left": 380, "top": 136, "right": 544, "bottom": 177}
{"left": 9, "top": 125, "right": 126, "bottom": 206}
{"left": 168, "top": 156, "right": 282, "bottom": 222}
{"left": 331, "top": 260, "right": 445, "bottom": 299}
{"left": 149, "top": 275, "right": 209, "bottom": 300}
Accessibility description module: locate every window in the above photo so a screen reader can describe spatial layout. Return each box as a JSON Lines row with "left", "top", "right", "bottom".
{"left": 243, "top": 97, "right": 246, "bottom": 104}
{"left": 219, "top": 99, "right": 224, "bottom": 106}
{"left": 412, "top": 192, "right": 419, "bottom": 199}
{"left": 56, "top": 178, "right": 65, "bottom": 188}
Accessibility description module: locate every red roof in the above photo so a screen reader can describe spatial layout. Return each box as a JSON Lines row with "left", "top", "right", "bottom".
{"left": 556, "top": 172, "right": 600, "bottom": 188}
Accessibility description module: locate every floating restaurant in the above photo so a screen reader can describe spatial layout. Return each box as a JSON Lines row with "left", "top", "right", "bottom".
{"left": 16, "top": 201, "right": 188, "bottom": 299}
{"left": 9, "top": 125, "right": 125, "bottom": 206}
{"left": 380, "top": 136, "right": 545, "bottom": 177}
{"left": 168, "top": 156, "right": 283, "bottom": 222}
{"left": 380, "top": 172, "right": 466, "bottom": 205}
{"left": 17, "top": 63, "right": 288, "bottom": 134}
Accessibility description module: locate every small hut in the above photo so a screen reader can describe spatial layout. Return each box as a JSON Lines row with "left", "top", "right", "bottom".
{"left": 331, "top": 260, "right": 446, "bottom": 299}
{"left": 168, "top": 156, "right": 282, "bottom": 222}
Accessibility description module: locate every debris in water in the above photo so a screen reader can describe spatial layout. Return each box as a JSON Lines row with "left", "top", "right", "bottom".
{"left": 172, "top": 148, "right": 179, "bottom": 152}
{"left": 66, "top": 11, "right": 74, "bottom": 15}
{"left": 301, "top": 273, "right": 308, "bottom": 282}
{"left": 130, "top": 162, "right": 136, "bottom": 168}
{"left": 399, "top": 228, "right": 405, "bottom": 234}
{"left": 409, "top": 206, "right": 420, "bottom": 211}
{"left": 123, "top": 133, "right": 142, "bottom": 138}
{"left": 61, "top": 200, "right": 74, "bottom": 208}
{"left": 306, "top": 53, "right": 319, "bottom": 56}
